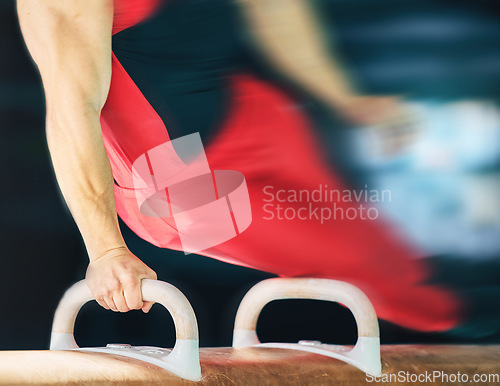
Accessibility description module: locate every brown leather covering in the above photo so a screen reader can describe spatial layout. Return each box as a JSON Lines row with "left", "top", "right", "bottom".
{"left": 0, "top": 345, "right": 499, "bottom": 385}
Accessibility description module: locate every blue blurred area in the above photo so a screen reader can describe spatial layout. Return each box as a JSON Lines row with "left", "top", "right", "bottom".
{"left": 346, "top": 101, "right": 500, "bottom": 260}
{"left": 315, "top": 0, "right": 500, "bottom": 261}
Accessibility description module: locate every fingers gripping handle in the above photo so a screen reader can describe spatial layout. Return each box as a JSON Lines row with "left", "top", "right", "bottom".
{"left": 50, "top": 279, "right": 198, "bottom": 341}
{"left": 50, "top": 279, "right": 201, "bottom": 381}
{"left": 232, "top": 278, "right": 381, "bottom": 376}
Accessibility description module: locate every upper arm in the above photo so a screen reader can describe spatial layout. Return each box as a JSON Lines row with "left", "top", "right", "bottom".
{"left": 235, "top": 0, "right": 332, "bottom": 70}
{"left": 17, "top": 0, "right": 114, "bottom": 114}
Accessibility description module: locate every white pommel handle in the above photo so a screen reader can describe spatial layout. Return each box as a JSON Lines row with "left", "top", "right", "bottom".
{"left": 232, "top": 278, "right": 381, "bottom": 376}
{"left": 50, "top": 279, "right": 201, "bottom": 381}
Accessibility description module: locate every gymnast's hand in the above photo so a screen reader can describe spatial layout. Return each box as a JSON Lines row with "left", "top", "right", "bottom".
{"left": 333, "top": 96, "right": 404, "bottom": 126}
{"left": 335, "top": 95, "right": 419, "bottom": 156}
{"left": 86, "top": 247, "right": 157, "bottom": 313}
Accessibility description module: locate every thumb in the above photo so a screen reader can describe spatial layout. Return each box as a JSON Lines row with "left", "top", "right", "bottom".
{"left": 141, "top": 270, "right": 157, "bottom": 313}
{"left": 142, "top": 301, "right": 154, "bottom": 313}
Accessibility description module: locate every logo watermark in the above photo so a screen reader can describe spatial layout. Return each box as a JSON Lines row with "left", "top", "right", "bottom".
{"left": 262, "top": 184, "right": 391, "bottom": 223}
{"left": 366, "top": 370, "right": 499, "bottom": 384}
{"left": 131, "top": 133, "right": 252, "bottom": 254}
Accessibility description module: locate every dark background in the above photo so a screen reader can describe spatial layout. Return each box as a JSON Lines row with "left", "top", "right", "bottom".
{"left": 2, "top": 0, "right": 500, "bottom": 351}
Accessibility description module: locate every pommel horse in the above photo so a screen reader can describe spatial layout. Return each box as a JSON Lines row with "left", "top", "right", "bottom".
{"left": 0, "top": 278, "right": 499, "bottom": 385}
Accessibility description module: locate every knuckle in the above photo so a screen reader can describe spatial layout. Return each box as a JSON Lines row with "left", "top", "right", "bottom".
{"left": 123, "top": 274, "right": 138, "bottom": 286}
{"left": 109, "top": 279, "right": 121, "bottom": 291}
{"left": 125, "top": 289, "right": 143, "bottom": 310}
{"left": 96, "top": 300, "right": 107, "bottom": 307}
{"left": 118, "top": 305, "right": 130, "bottom": 313}
{"left": 102, "top": 281, "right": 120, "bottom": 294}
{"left": 129, "top": 300, "right": 143, "bottom": 310}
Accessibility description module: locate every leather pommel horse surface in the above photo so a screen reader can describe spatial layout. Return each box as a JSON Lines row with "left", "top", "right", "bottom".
{"left": 0, "top": 345, "right": 499, "bottom": 385}
{"left": 2, "top": 279, "right": 499, "bottom": 385}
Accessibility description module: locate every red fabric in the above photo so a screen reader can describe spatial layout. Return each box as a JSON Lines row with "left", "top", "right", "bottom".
{"left": 102, "top": 0, "right": 465, "bottom": 332}
{"left": 112, "top": 0, "right": 162, "bottom": 35}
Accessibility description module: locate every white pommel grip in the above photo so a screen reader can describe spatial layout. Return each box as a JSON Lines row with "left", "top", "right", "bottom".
{"left": 50, "top": 279, "right": 201, "bottom": 381}
{"left": 232, "top": 278, "right": 382, "bottom": 376}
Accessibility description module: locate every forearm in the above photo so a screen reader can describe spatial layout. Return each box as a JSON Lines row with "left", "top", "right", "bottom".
{"left": 48, "top": 107, "right": 157, "bottom": 312}
{"left": 17, "top": 0, "right": 123, "bottom": 260}
{"left": 240, "top": 0, "right": 357, "bottom": 106}
{"left": 46, "top": 106, "right": 125, "bottom": 261}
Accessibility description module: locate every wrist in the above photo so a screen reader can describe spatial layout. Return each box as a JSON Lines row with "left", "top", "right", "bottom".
{"left": 303, "top": 64, "right": 359, "bottom": 108}
{"left": 88, "top": 244, "right": 129, "bottom": 263}
{"left": 325, "top": 89, "right": 360, "bottom": 108}
{"left": 82, "top": 220, "right": 128, "bottom": 263}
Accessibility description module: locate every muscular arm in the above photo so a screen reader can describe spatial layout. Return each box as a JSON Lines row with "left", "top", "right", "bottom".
{"left": 17, "top": 0, "right": 156, "bottom": 312}
{"left": 239, "top": 0, "right": 407, "bottom": 126}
